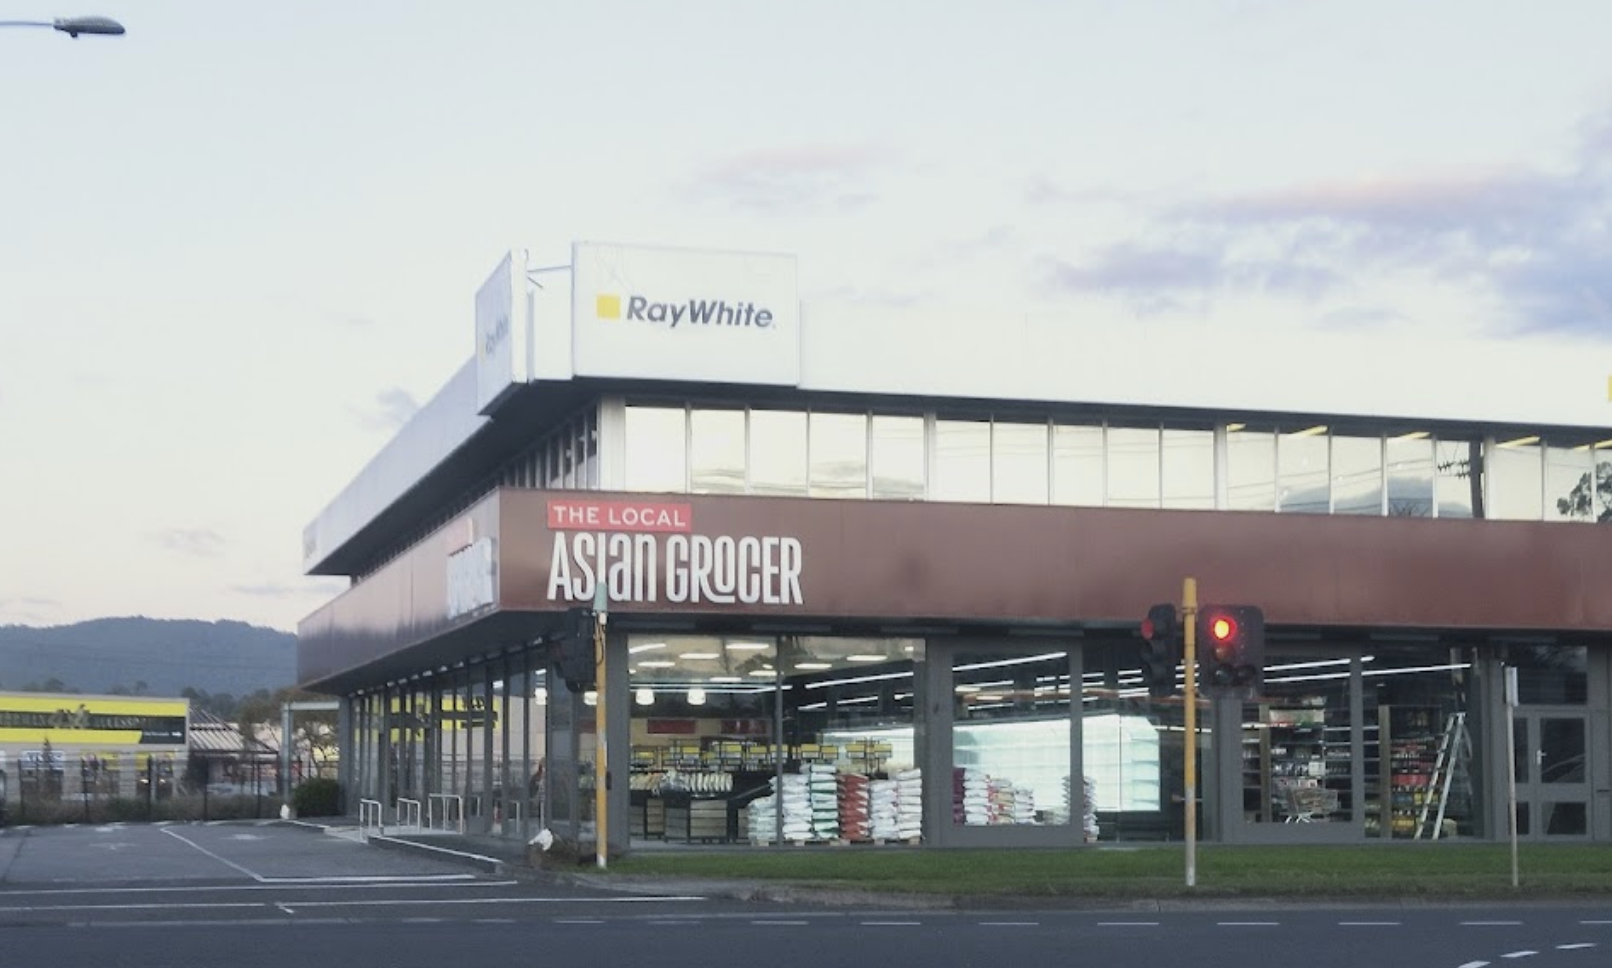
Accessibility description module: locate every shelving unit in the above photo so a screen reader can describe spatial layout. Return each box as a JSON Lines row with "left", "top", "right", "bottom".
{"left": 1378, "top": 705, "right": 1439, "bottom": 839}
{"left": 1244, "top": 702, "right": 1333, "bottom": 823}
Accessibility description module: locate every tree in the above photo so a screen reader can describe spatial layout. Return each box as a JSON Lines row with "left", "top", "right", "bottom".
{"left": 238, "top": 687, "right": 340, "bottom": 778}
{"left": 1556, "top": 463, "right": 1612, "bottom": 522}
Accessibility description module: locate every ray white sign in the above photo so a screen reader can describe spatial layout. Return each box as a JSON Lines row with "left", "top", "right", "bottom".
{"left": 571, "top": 241, "right": 800, "bottom": 386}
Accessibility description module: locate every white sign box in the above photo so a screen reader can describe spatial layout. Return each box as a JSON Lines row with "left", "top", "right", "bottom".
{"left": 571, "top": 241, "right": 800, "bottom": 386}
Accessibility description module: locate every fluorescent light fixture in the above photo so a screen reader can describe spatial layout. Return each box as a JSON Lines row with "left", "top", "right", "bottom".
{"left": 954, "top": 651, "right": 1066, "bottom": 672}
{"left": 1499, "top": 435, "right": 1540, "bottom": 448}
{"left": 1226, "top": 422, "right": 1246, "bottom": 432}
{"left": 846, "top": 654, "right": 889, "bottom": 663}
{"left": 583, "top": 690, "right": 598, "bottom": 706}
{"left": 1391, "top": 430, "right": 1430, "bottom": 442}
{"left": 709, "top": 676, "right": 741, "bottom": 683}
{"left": 687, "top": 687, "right": 706, "bottom": 705}
{"left": 954, "top": 684, "right": 982, "bottom": 693}
{"left": 1290, "top": 424, "right": 1328, "bottom": 437}
{"left": 1596, "top": 439, "right": 1612, "bottom": 449}
{"left": 747, "top": 669, "right": 776, "bottom": 678}
{"left": 637, "top": 659, "right": 675, "bottom": 668}
{"left": 634, "top": 688, "right": 655, "bottom": 706}
{"left": 725, "top": 641, "right": 770, "bottom": 651}
{"left": 680, "top": 652, "right": 720, "bottom": 660}
{"left": 533, "top": 687, "right": 547, "bottom": 705}
{"left": 794, "top": 661, "right": 832, "bottom": 671}
{"left": 628, "top": 642, "right": 667, "bottom": 654}
{"left": 804, "top": 670, "right": 914, "bottom": 690}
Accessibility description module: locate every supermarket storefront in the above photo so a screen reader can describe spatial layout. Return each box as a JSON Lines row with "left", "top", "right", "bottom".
{"left": 300, "top": 487, "right": 1612, "bottom": 850}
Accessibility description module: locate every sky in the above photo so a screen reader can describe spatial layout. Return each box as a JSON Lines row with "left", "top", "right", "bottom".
{"left": 2, "top": 1, "right": 1610, "bottom": 634}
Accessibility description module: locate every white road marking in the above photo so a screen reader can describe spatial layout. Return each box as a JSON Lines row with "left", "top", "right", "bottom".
{"left": 1500, "top": 952, "right": 1538, "bottom": 959}
{"left": 980, "top": 921, "right": 1039, "bottom": 926}
{"left": 276, "top": 903, "right": 294, "bottom": 915}
{"left": 861, "top": 921, "right": 921, "bottom": 926}
{"left": 647, "top": 919, "right": 702, "bottom": 925}
{"left": 1218, "top": 921, "right": 1279, "bottom": 927}
{"left": 752, "top": 920, "right": 809, "bottom": 925}
{"left": 159, "top": 828, "right": 264, "bottom": 880}
{"left": 1580, "top": 921, "right": 1612, "bottom": 925}
{"left": 1098, "top": 921, "right": 1160, "bottom": 927}
{"left": 554, "top": 918, "right": 604, "bottom": 924}
{"left": 1340, "top": 921, "right": 1401, "bottom": 926}
{"left": 1557, "top": 943, "right": 1598, "bottom": 950}
{"left": 1455, "top": 961, "right": 1490, "bottom": 968}
{"left": 1463, "top": 922, "right": 1524, "bottom": 926}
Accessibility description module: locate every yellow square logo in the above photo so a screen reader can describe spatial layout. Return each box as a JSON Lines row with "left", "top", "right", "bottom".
{"left": 596, "top": 293, "right": 622, "bottom": 319}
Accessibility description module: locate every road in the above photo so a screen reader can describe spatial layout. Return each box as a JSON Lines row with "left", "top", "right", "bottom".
{"left": 1, "top": 822, "right": 1608, "bottom": 968}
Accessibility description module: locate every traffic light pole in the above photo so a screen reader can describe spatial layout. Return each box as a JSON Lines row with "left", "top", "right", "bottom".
{"left": 593, "top": 610, "right": 608, "bottom": 870}
{"left": 1182, "top": 576, "right": 1198, "bottom": 889}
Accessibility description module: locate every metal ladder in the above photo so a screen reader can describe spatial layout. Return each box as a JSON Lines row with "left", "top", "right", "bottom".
{"left": 1415, "top": 711, "right": 1469, "bottom": 840}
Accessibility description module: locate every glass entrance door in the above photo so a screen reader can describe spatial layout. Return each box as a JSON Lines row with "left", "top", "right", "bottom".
{"left": 1512, "top": 709, "right": 1590, "bottom": 839}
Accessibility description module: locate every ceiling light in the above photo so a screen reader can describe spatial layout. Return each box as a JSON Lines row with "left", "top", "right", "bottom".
{"left": 794, "top": 661, "right": 832, "bottom": 670}
{"left": 709, "top": 676, "right": 741, "bottom": 683}
{"left": 1499, "top": 435, "right": 1539, "bottom": 448}
{"left": 747, "top": 669, "right": 776, "bottom": 678}
{"left": 687, "top": 687, "right": 706, "bottom": 705}
{"left": 638, "top": 659, "right": 675, "bottom": 668}
{"left": 634, "top": 688, "right": 655, "bottom": 706}
{"left": 629, "top": 642, "right": 667, "bottom": 654}
{"left": 680, "top": 652, "right": 720, "bottom": 660}
{"left": 1391, "top": 430, "right": 1430, "bottom": 442}
{"left": 1226, "top": 422, "right": 1246, "bottom": 433}
{"left": 583, "top": 690, "right": 598, "bottom": 706}
{"left": 846, "top": 654, "right": 888, "bottom": 663}
{"left": 1290, "top": 424, "right": 1328, "bottom": 437}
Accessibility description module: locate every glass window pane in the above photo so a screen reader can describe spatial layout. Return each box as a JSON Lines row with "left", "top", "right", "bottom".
{"left": 1051, "top": 424, "right": 1104, "bottom": 506}
{"left": 1385, "top": 432, "right": 1434, "bottom": 517}
{"left": 1227, "top": 425, "right": 1276, "bottom": 511}
{"left": 992, "top": 421, "right": 1049, "bottom": 505}
{"left": 1490, "top": 436, "right": 1543, "bottom": 520}
{"left": 623, "top": 405, "right": 687, "bottom": 493}
{"left": 809, "top": 412, "right": 867, "bottom": 499}
{"left": 871, "top": 414, "right": 925, "bottom": 500}
{"left": 1161, "top": 427, "right": 1214, "bottom": 509}
{"left": 1332, "top": 434, "right": 1383, "bottom": 515}
{"left": 1597, "top": 445, "right": 1612, "bottom": 523}
{"left": 952, "top": 648, "right": 1071, "bottom": 827}
{"left": 749, "top": 410, "right": 808, "bottom": 496}
{"left": 933, "top": 418, "right": 991, "bottom": 502}
{"left": 1278, "top": 426, "right": 1329, "bottom": 513}
{"left": 690, "top": 408, "right": 747, "bottom": 494}
{"left": 1545, "top": 440, "right": 1595, "bottom": 522}
{"left": 1107, "top": 424, "right": 1160, "bottom": 508}
{"left": 1435, "top": 438, "right": 1479, "bottom": 519}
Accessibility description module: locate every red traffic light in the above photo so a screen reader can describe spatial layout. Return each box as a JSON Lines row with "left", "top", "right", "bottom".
{"left": 1208, "top": 615, "right": 1236, "bottom": 642}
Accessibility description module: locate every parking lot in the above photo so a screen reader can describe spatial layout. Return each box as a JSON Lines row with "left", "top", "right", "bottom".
{"left": 0, "top": 820, "right": 485, "bottom": 886}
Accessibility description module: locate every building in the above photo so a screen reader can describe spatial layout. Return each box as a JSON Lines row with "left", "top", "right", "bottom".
{"left": 0, "top": 692, "right": 188, "bottom": 811}
{"left": 298, "top": 242, "right": 1612, "bottom": 851}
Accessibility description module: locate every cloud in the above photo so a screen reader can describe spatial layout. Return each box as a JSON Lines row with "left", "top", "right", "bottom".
{"left": 352, "top": 386, "right": 419, "bottom": 432}
{"left": 1033, "top": 107, "right": 1612, "bottom": 338}
{"left": 689, "top": 143, "right": 888, "bottom": 213}
{"left": 230, "top": 578, "right": 347, "bottom": 600}
{"left": 152, "top": 527, "right": 227, "bottom": 558}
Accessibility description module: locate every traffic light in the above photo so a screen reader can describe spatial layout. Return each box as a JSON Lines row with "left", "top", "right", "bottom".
{"left": 1138, "top": 602, "right": 1182, "bottom": 697}
{"left": 1197, "top": 604, "right": 1265, "bottom": 697}
{"left": 555, "top": 607, "right": 597, "bottom": 692}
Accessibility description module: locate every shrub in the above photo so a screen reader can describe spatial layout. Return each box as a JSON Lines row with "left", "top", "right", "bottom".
{"left": 293, "top": 778, "right": 341, "bottom": 817}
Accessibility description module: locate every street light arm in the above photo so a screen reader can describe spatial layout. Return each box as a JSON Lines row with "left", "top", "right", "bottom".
{"left": 0, "top": 16, "right": 126, "bottom": 36}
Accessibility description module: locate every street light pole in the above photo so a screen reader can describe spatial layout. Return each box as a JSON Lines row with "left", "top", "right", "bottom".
{"left": 0, "top": 16, "right": 126, "bottom": 37}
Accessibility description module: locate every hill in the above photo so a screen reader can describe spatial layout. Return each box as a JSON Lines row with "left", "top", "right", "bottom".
{"left": 0, "top": 617, "right": 296, "bottom": 699}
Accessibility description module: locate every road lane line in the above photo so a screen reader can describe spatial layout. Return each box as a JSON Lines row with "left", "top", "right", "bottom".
{"left": 980, "top": 921, "right": 1039, "bottom": 926}
{"left": 1098, "top": 921, "right": 1159, "bottom": 927}
{"left": 752, "top": 920, "right": 809, "bottom": 925}
{"left": 861, "top": 921, "right": 921, "bottom": 926}
{"left": 1340, "top": 921, "right": 1401, "bottom": 926}
{"left": 1557, "top": 943, "right": 1597, "bottom": 950}
{"left": 1455, "top": 961, "right": 1490, "bottom": 968}
{"left": 1218, "top": 921, "right": 1279, "bottom": 927}
{"left": 1500, "top": 952, "right": 1538, "bottom": 959}
{"left": 0, "top": 880, "right": 507, "bottom": 898}
{"left": 1462, "top": 922, "right": 1524, "bottom": 926}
